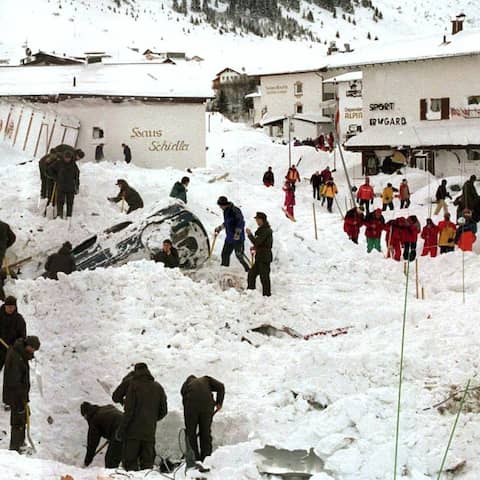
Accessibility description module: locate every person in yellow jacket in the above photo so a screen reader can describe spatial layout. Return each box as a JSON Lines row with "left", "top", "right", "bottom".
{"left": 438, "top": 212, "right": 456, "bottom": 254}
{"left": 382, "top": 183, "right": 398, "bottom": 211}
{"left": 321, "top": 179, "right": 338, "bottom": 213}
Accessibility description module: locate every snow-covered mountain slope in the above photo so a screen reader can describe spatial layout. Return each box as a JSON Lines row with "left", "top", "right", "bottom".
{"left": 0, "top": 115, "right": 478, "bottom": 479}
{"left": 0, "top": 0, "right": 478, "bottom": 74}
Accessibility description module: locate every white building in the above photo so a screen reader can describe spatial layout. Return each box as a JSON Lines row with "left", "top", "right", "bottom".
{"left": 256, "top": 69, "right": 334, "bottom": 140}
{"left": 0, "top": 63, "right": 212, "bottom": 169}
{"left": 213, "top": 68, "right": 242, "bottom": 89}
{"left": 330, "top": 21, "right": 480, "bottom": 177}
{"left": 323, "top": 71, "right": 363, "bottom": 144}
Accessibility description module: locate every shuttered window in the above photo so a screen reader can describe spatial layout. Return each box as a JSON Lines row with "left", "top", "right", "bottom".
{"left": 440, "top": 98, "right": 450, "bottom": 119}
{"left": 420, "top": 99, "right": 427, "bottom": 120}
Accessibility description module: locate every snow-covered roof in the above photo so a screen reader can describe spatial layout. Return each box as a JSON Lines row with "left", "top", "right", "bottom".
{"left": 245, "top": 90, "right": 261, "bottom": 99}
{"left": 294, "top": 113, "right": 332, "bottom": 124}
{"left": 261, "top": 115, "right": 287, "bottom": 126}
{"left": 345, "top": 122, "right": 480, "bottom": 150}
{"left": 327, "top": 28, "right": 480, "bottom": 69}
{"left": 0, "top": 63, "right": 214, "bottom": 100}
{"left": 323, "top": 71, "right": 362, "bottom": 84}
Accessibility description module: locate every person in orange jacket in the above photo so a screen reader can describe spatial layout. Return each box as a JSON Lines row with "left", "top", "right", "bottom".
{"left": 356, "top": 177, "right": 375, "bottom": 214}
{"left": 438, "top": 212, "right": 456, "bottom": 254}
{"left": 421, "top": 218, "right": 439, "bottom": 257}
{"left": 399, "top": 179, "right": 411, "bottom": 209}
{"left": 455, "top": 209, "right": 477, "bottom": 252}
{"left": 286, "top": 165, "right": 301, "bottom": 186}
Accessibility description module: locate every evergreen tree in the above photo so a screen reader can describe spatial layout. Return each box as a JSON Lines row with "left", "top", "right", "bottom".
{"left": 307, "top": 10, "right": 314, "bottom": 22}
{"left": 217, "top": 89, "right": 228, "bottom": 113}
{"left": 192, "top": 0, "right": 201, "bottom": 12}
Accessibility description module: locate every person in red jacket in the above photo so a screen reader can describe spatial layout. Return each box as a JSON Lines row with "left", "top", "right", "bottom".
{"left": 327, "top": 132, "right": 335, "bottom": 152}
{"left": 421, "top": 218, "right": 439, "bottom": 257}
{"left": 364, "top": 208, "right": 385, "bottom": 253}
{"left": 385, "top": 217, "right": 405, "bottom": 261}
{"left": 399, "top": 179, "right": 411, "bottom": 209}
{"left": 343, "top": 207, "right": 364, "bottom": 244}
{"left": 283, "top": 180, "right": 296, "bottom": 220}
{"left": 402, "top": 215, "right": 421, "bottom": 261}
{"left": 356, "top": 177, "right": 375, "bottom": 214}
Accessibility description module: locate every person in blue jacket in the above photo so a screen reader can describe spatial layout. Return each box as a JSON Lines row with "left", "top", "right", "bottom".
{"left": 215, "top": 196, "right": 250, "bottom": 272}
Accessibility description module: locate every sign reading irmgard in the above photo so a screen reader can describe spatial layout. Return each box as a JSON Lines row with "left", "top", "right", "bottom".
{"left": 130, "top": 127, "right": 190, "bottom": 152}
{"left": 368, "top": 103, "right": 407, "bottom": 127}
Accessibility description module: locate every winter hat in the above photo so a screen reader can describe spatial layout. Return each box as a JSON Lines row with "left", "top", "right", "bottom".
{"left": 402, "top": 178, "right": 407, "bottom": 183}
{"left": 80, "top": 401, "right": 96, "bottom": 418}
{"left": 116, "top": 179, "right": 127, "bottom": 186}
{"left": 25, "top": 336, "right": 41, "bottom": 350}
{"left": 4, "top": 296, "right": 16, "bottom": 306}
{"left": 217, "top": 196, "right": 229, "bottom": 206}
{"left": 134, "top": 362, "right": 148, "bottom": 371}
{"left": 254, "top": 212, "right": 267, "bottom": 222}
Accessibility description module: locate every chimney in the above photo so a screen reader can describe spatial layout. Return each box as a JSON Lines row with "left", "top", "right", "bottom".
{"left": 451, "top": 13, "right": 466, "bottom": 35}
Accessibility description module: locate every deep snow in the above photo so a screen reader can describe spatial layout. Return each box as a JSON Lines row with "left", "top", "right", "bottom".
{"left": 0, "top": 114, "right": 478, "bottom": 479}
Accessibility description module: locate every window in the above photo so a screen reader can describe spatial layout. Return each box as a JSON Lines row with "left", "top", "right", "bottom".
{"left": 468, "top": 149, "right": 480, "bottom": 161}
{"left": 468, "top": 95, "right": 480, "bottom": 105}
{"left": 92, "top": 127, "right": 104, "bottom": 139}
{"left": 420, "top": 98, "right": 450, "bottom": 121}
{"left": 295, "top": 103, "right": 303, "bottom": 114}
{"left": 294, "top": 81, "right": 303, "bottom": 95}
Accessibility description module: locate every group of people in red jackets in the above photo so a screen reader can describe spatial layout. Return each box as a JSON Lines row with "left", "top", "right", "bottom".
{"left": 344, "top": 204, "right": 476, "bottom": 261}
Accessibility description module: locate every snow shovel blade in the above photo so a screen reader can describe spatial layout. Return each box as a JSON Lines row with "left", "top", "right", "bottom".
{"left": 96, "top": 378, "right": 112, "bottom": 397}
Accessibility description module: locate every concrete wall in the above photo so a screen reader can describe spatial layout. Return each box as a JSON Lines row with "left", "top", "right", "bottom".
{"left": 53, "top": 99, "right": 206, "bottom": 169}
{"left": 260, "top": 72, "right": 324, "bottom": 119}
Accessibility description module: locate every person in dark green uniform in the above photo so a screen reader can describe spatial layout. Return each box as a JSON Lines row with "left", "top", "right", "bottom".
{"left": 170, "top": 177, "right": 190, "bottom": 203}
{"left": 108, "top": 179, "right": 144, "bottom": 214}
{"left": 246, "top": 212, "right": 273, "bottom": 296}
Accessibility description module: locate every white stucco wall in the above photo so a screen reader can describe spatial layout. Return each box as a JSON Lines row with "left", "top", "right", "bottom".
{"left": 53, "top": 99, "right": 206, "bottom": 169}
{"left": 338, "top": 80, "right": 363, "bottom": 143}
{"left": 260, "top": 72, "right": 324, "bottom": 119}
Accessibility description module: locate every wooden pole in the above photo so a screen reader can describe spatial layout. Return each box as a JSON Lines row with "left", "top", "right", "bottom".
{"left": 415, "top": 259, "right": 419, "bottom": 299}
{"left": 421, "top": 286, "right": 425, "bottom": 300}
{"left": 12, "top": 107, "right": 24, "bottom": 147}
{"left": 46, "top": 117, "right": 57, "bottom": 153}
{"left": 22, "top": 111, "right": 34, "bottom": 151}
{"left": 462, "top": 249, "right": 465, "bottom": 304}
{"left": 312, "top": 202, "right": 318, "bottom": 240}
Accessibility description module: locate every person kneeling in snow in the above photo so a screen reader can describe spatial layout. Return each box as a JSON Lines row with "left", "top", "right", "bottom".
{"left": 80, "top": 401, "right": 123, "bottom": 468}
{"left": 364, "top": 209, "right": 385, "bottom": 253}
{"left": 3, "top": 336, "right": 40, "bottom": 452}
{"left": 44, "top": 242, "right": 76, "bottom": 280}
{"left": 421, "top": 219, "right": 439, "bottom": 257}
{"left": 170, "top": 176, "right": 190, "bottom": 203}
{"left": 343, "top": 206, "right": 364, "bottom": 244}
{"left": 455, "top": 209, "right": 477, "bottom": 252}
{"left": 151, "top": 239, "right": 180, "bottom": 268}
{"left": 108, "top": 179, "right": 144, "bottom": 214}
{"left": 246, "top": 212, "right": 273, "bottom": 297}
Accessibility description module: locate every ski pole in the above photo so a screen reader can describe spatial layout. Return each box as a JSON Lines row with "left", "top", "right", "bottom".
{"left": 312, "top": 202, "right": 318, "bottom": 240}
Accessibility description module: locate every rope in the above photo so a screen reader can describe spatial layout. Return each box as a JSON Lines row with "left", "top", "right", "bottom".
{"left": 393, "top": 260, "right": 410, "bottom": 480}
{"left": 436, "top": 379, "right": 471, "bottom": 480}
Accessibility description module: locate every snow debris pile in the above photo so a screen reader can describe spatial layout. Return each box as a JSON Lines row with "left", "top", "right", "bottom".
{"left": 0, "top": 115, "right": 478, "bottom": 479}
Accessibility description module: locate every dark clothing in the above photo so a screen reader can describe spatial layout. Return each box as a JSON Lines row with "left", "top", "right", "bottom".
{"left": 112, "top": 371, "right": 134, "bottom": 406}
{"left": 123, "top": 145, "right": 132, "bottom": 164}
{"left": 440, "top": 246, "right": 454, "bottom": 254}
{"left": 10, "top": 406, "right": 27, "bottom": 451}
{"left": 310, "top": 174, "right": 322, "bottom": 200}
{"left": 462, "top": 179, "right": 479, "bottom": 210}
{"left": 221, "top": 242, "right": 250, "bottom": 272}
{"left": 358, "top": 198, "right": 372, "bottom": 214}
{"left": 111, "top": 185, "right": 144, "bottom": 214}
{"left": 0, "top": 306, "right": 26, "bottom": 372}
{"left": 47, "top": 159, "right": 79, "bottom": 194}
{"left": 436, "top": 184, "right": 451, "bottom": 201}
{"left": 38, "top": 153, "right": 58, "bottom": 199}
{"left": 123, "top": 440, "right": 155, "bottom": 471}
{"left": 263, "top": 170, "right": 274, "bottom": 186}
{"left": 57, "top": 191, "right": 75, "bottom": 218}
{"left": 400, "top": 199, "right": 411, "bottom": 209}
{"left": 382, "top": 202, "right": 394, "bottom": 211}
{"left": 44, "top": 246, "right": 76, "bottom": 280}
{"left": 0, "top": 271, "right": 5, "bottom": 302}
{"left": 152, "top": 248, "right": 180, "bottom": 268}
{"left": 222, "top": 203, "right": 245, "bottom": 243}
{"left": 170, "top": 182, "right": 187, "bottom": 203}
{"left": 95, "top": 145, "right": 104, "bottom": 162}
{"left": 120, "top": 368, "right": 167, "bottom": 471}
{"left": 403, "top": 242, "right": 417, "bottom": 262}
{"left": 247, "top": 223, "right": 273, "bottom": 296}
{"left": 181, "top": 376, "right": 225, "bottom": 462}
{"left": 83, "top": 403, "right": 123, "bottom": 468}
{"left": 0, "top": 221, "right": 16, "bottom": 268}
{"left": 326, "top": 197, "right": 334, "bottom": 212}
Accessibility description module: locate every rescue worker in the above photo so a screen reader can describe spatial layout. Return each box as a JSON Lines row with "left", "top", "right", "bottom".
{"left": 438, "top": 212, "right": 456, "bottom": 254}
{"left": 122, "top": 143, "right": 132, "bottom": 164}
{"left": 215, "top": 196, "right": 250, "bottom": 272}
{"left": 455, "top": 209, "right": 477, "bottom": 252}
{"left": 80, "top": 401, "right": 123, "bottom": 468}
{"left": 262, "top": 167, "right": 274, "bottom": 187}
{"left": 0, "top": 220, "right": 16, "bottom": 270}
{"left": 434, "top": 179, "right": 452, "bottom": 216}
{"left": 119, "top": 363, "right": 168, "bottom": 471}
{"left": 283, "top": 180, "right": 296, "bottom": 220}
{"left": 382, "top": 183, "right": 397, "bottom": 211}
{"left": 399, "top": 179, "right": 411, "bottom": 209}
{"left": 356, "top": 177, "right": 375, "bottom": 214}
{"left": 3, "top": 336, "right": 40, "bottom": 452}
{"left": 310, "top": 171, "right": 322, "bottom": 200}
{"left": 462, "top": 175, "right": 478, "bottom": 210}
{"left": 246, "top": 212, "right": 273, "bottom": 297}
{"left": 108, "top": 179, "right": 144, "bottom": 214}
{"left": 38, "top": 149, "right": 58, "bottom": 200}
{"left": 286, "top": 165, "right": 301, "bottom": 186}
{"left": 402, "top": 215, "right": 421, "bottom": 262}
{"left": 170, "top": 177, "right": 190, "bottom": 203}
{"left": 386, "top": 217, "right": 406, "bottom": 262}
{"left": 363, "top": 208, "right": 385, "bottom": 253}
{"left": 151, "top": 239, "right": 180, "bottom": 268}
{"left": 44, "top": 242, "right": 76, "bottom": 280}
{"left": 421, "top": 218, "right": 439, "bottom": 257}
{"left": 321, "top": 178, "right": 338, "bottom": 213}
{"left": 0, "top": 296, "right": 26, "bottom": 372}
{"left": 343, "top": 207, "right": 364, "bottom": 244}
{"left": 181, "top": 375, "right": 225, "bottom": 462}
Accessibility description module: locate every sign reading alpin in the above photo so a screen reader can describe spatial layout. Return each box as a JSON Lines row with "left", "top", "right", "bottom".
{"left": 130, "top": 127, "right": 190, "bottom": 152}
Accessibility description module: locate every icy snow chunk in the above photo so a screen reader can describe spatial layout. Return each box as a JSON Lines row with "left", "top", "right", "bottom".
{"left": 324, "top": 446, "right": 362, "bottom": 474}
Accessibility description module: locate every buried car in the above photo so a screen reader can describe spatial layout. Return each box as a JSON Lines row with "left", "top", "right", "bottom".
{"left": 72, "top": 203, "right": 210, "bottom": 271}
